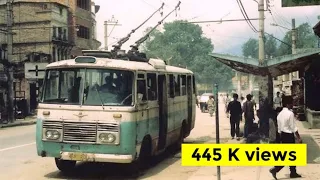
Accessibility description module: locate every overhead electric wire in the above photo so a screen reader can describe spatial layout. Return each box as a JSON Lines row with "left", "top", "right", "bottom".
{"left": 129, "top": 1, "right": 181, "bottom": 51}
{"left": 238, "top": 0, "right": 258, "bottom": 31}
{"left": 108, "top": 22, "right": 118, "bottom": 37}
{"left": 112, "top": 2, "right": 165, "bottom": 51}
{"left": 236, "top": 0, "right": 258, "bottom": 33}
{"left": 265, "top": 32, "right": 291, "bottom": 47}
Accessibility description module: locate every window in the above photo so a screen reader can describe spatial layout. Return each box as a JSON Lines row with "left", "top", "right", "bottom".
{"left": 63, "top": 29, "right": 67, "bottom": 41}
{"left": 77, "top": 0, "right": 90, "bottom": 11}
{"left": 52, "top": 26, "right": 56, "bottom": 38}
{"left": 58, "top": 27, "right": 62, "bottom": 39}
{"left": 52, "top": 47, "right": 56, "bottom": 62}
{"left": 42, "top": 68, "right": 134, "bottom": 106}
{"left": 147, "top": 73, "right": 157, "bottom": 100}
{"left": 77, "top": 25, "right": 90, "bottom": 39}
{"left": 174, "top": 74, "right": 180, "bottom": 96}
{"left": 59, "top": 7, "right": 63, "bottom": 15}
{"left": 137, "top": 75, "right": 147, "bottom": 102}
{"left": 181, "top": 75, "right": 186, "bottom": 95}
{"left": 169, "top": 74, "right": 174, "bottom": 98}
{"left": 42, "top": 3, "right": 48, "bottom": 10}
{"left": 192, "top": 75, "right": 196, "bottom": 94}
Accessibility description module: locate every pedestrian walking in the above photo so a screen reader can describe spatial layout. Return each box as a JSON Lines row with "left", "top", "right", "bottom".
{"left": 224, "top": 94, "right": 231, "bottom": 117}
{"left": 274, "top": 92, "right": 282, "bottom": 110}
{"left": 226, "top": 93, "right": 242, "bottom": 141}
{"left": 269, "top": 97, "right": 302, "bottom": 179}
{"left": 257, "top": 97, "right": 272, "bottom": 138}
{"left": 207, "top": 96, "right": 215, "bottom": 117}
{"left": 243, "top": 94, "right": 255, "bottom": 138}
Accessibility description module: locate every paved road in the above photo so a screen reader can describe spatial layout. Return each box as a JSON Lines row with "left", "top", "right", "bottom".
{"left": 0, "top": 103, "right": 232, "bottom": 180}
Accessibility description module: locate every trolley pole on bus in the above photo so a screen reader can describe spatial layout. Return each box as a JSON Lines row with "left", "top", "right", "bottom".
{"left": 214, "top": 83, "right": 221, "bottom": 180}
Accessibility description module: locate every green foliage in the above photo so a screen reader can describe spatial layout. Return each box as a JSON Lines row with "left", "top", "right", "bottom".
{"left": 142, "top": 20, "right": 235, "bottom": 90}
{"left": 265, "top": 35, "right": 277, "bottom": 58}
{"left": 242, "top": 38, "right": 258, "bottom": 58}
{"left": 241, "top": 22, "right": 318, "bottom": 58}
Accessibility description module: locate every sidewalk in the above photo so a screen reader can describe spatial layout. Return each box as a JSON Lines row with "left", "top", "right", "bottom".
{"left": 0, "top": 115, "right": 37, "bottom": 129}
{"left": 187, "top": 103, "right": 320, "bottom": 180}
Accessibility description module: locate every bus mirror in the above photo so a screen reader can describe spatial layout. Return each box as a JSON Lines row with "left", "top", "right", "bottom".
{"left": 138, "top": 93, "right": 143, "bottom": 103}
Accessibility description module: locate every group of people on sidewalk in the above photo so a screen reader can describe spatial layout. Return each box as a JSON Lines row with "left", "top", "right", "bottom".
{"left": 225, "top": 92, "right": 302, "bottom": 179}
{"left": 224, "top": 93, "right": 256, "bottom": 141}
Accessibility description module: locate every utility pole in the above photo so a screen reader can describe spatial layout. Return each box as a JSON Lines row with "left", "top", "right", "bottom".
{"left": 258, "top": 0, "right": 265, "bottom": 66}
{"left": 104, "top": 15, "right": 121, "bottom": 50}
{"left": 291, "top": 19, "right": 297, "bottom": 55}
{"left": 291, "top": 18, "right": 298, "bottom": 80}
{"left": 6, "top": 0, "right": 14, "bottom": 123}
{"left": 257, "top": 0, "right": 273, "bottom": 108}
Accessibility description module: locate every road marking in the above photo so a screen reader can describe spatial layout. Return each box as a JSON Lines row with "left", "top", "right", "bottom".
{"left": 0, "top": 142, "right": 36, "bottom": 152}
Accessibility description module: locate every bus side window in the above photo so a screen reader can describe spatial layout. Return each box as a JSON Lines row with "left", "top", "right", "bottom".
{"left": 192, "top": 75, "right": 196, "bottom": 94}
{"left": 147, "top": 73, "right": 157, "bottom": 101}
{"left": 174, "top": 74, "right": 181, "bottom": 96}
{"left": 137, "top": 74, "right": 147, "bottom": 101}
{"left": 169, "top": 74, "right": 175, "bottom": 98}
{"left": 181, "top": 75, "right": 186, "bottom": 95}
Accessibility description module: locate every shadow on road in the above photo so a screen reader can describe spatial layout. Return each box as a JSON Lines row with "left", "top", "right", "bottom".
{"left": 43, "top": 135, "right": 219, "bottom": 180}
{"left": 44, "top": 147, "right": 181, "bottom": 180}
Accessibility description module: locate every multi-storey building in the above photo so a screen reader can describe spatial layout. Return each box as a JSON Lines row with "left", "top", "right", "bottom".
{"left": 70, "top": 0, "right": 101, "bottom": 56}
{"left": 0, "top": 0, "right": 101, "bottom": 115}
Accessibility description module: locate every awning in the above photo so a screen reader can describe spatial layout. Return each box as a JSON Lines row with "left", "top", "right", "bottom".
{"left": 313, "top": 21, "right": 320, "bottom": 37}
{"left": 210, "top": 48, "right": 320, "bottom": 77}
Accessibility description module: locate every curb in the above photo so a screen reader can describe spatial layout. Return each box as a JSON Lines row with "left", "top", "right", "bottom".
{"left": 0, "top": 120, "right": 37, "bottom": 129}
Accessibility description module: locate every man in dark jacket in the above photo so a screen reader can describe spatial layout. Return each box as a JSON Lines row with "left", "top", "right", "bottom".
{"left": 243, "top": 94, "right": 255, "bottom": 138}
{"left": 227, "top": 93, "right": 242, "bottom": 141}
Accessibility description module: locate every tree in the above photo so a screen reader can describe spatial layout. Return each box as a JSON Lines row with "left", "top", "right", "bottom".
{"left": 264, "top": 35, "right": 277, "bottom": 58}
{"left": 241, "top": 35, "right": 278, "bottom": 58}
{"left": 142, "top": 20, "right": 235, "bottom": 90}
{"left": 277, "top": 22, "right": 318, "bottom": 56}
{"left": 242, "top": 38, "right": 258, "bottom": 58}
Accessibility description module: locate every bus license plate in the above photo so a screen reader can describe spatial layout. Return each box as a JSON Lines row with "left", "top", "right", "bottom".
{"left": 68, "top": 152, "right": 88, "bottom": 161}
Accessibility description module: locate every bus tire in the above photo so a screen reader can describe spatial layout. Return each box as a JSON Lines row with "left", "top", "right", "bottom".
{"left": 55, "top": 158, "right": 76, "bottom": 172}
{"left": 174, "top": 122, "right": 185, "bottom": 151}
{"left": 128, "top": 137, "right": 152, "bottom": 175}
{"left": 138, "top": 136, "right": 152, "bottom": 166}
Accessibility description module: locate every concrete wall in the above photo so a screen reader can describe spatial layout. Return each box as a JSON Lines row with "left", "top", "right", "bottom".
{"left": 306, "top": 109, "right": 320, "bottom": 129}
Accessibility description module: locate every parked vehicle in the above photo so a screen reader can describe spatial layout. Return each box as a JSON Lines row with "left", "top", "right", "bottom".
{"left": 199, "top": 93, "right": 214, "bottom": 113}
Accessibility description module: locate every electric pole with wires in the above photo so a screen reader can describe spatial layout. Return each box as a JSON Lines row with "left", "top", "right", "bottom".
{"left": 104, "top": 15, "right": 121, "bottom": 50}
{"left": 5, "top": 0, "right": 15, "bottom": 123}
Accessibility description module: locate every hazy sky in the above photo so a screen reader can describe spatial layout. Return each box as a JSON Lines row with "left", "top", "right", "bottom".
{"left": 94, "top": 0, "right": 320, "bottom": 55}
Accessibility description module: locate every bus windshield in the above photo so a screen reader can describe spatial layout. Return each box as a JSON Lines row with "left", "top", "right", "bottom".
{"left": 41, "top": 68, "right": 134, "bottom": 106}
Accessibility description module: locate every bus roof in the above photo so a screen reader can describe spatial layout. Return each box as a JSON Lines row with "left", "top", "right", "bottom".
{"left": 46, "top": 57, "right": 193, "bottom": 74}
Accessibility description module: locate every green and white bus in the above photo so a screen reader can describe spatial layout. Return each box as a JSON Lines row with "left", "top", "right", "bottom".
{"left": 36, "top": 53, "right": 196, "bottom": 172}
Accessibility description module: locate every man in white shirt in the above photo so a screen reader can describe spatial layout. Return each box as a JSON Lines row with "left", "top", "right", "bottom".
{"left": 269, "top": 97, "right": 302, "bottom": 179}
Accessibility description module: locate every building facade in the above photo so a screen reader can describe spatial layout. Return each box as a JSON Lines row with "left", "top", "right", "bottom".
{"left": 0, "top": 1, "right": 74, "bottom": 114}
{"left": 0, "top": 0, "right": 101, "bottom": 116}
{"left": 70, "top": 0, "right": 101, "bottom": 56}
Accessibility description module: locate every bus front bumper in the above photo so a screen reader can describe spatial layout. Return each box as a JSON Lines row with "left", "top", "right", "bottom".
{"left": 59, "top": 151, "right": 133, "bottom": 163}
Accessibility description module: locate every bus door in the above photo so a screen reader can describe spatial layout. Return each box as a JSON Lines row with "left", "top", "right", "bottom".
{"left": 186, "top": 75, "right": 192, "bottom": 134}
{"left": 157, "top": 74, "right": 168, "bottom": 150}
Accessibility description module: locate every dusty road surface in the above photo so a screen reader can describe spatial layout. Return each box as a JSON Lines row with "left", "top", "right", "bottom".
{"left": 0, "top": 102, "right": 232, "bottom": 180}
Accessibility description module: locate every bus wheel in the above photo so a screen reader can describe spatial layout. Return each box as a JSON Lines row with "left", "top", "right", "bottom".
{"left": 127, "top": 138, "right": 151, "bottom": 175}
{"left": 138, "top": 137, "right": 152, "bottom": 167}
{"left": 55, "top": 158, "right": 76, "bottom": 172}
{"left": 174, "top": 123, "right": 185, "bottom": 151}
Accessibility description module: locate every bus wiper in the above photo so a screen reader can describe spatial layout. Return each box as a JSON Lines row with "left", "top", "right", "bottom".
{"left": 94, "top": 86, "right": 105, "bottom": 110}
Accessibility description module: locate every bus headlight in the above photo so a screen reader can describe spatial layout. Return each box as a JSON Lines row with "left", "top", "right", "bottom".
{"left": 45, "top": 130, "right": 61, "bottom": 140}
{"left": 99, "top": 133, "right": 116, "bottom": 143}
